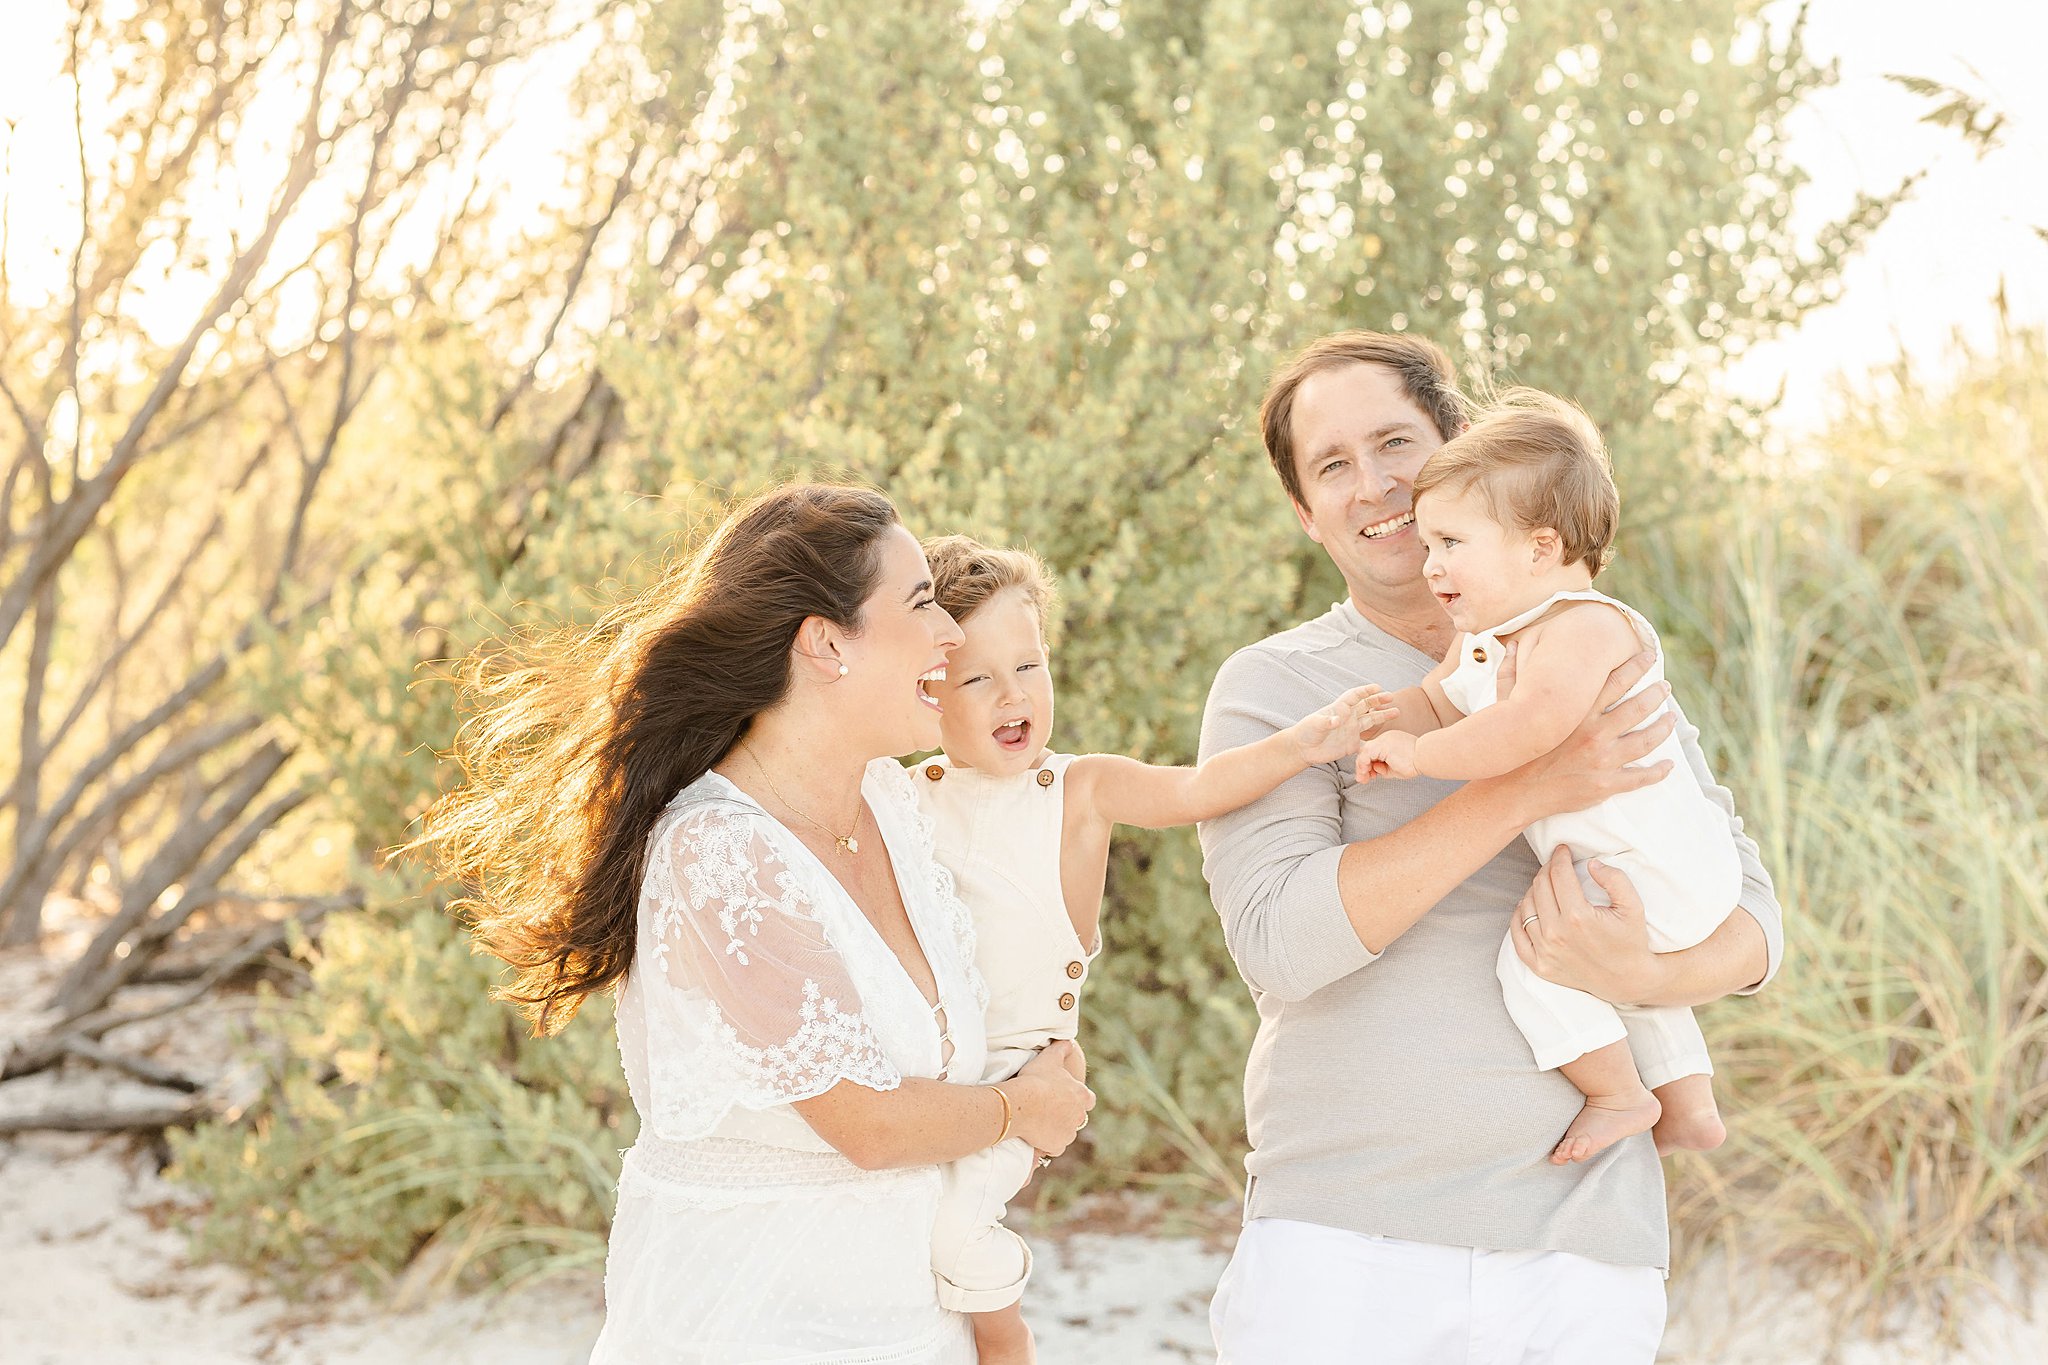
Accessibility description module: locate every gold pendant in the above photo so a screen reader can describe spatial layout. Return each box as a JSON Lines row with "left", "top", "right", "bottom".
{"left": 838, "top": 836, "right": 859, "bottom": 854}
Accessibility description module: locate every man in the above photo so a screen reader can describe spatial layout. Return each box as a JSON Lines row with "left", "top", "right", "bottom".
{"left": 1197, "top": 331, "right": 1784, "bottom": 1363}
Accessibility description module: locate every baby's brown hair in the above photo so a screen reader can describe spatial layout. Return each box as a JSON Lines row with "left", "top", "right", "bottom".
{"left": 921, "top": 534, "right": 1059, "bottom": 638}
{"left": 1412, "top": 388, "right": 1618, "bottom": 575}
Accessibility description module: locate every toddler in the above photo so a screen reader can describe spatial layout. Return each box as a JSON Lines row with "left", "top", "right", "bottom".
{"left": 1355, "top": 390, "right": 1740, "bottom": 1166}
{"left": 914, "top": 534, "right": 1384, "bottom": 1365}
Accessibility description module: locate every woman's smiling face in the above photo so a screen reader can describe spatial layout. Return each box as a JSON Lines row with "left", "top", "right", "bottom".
{"left": 929, "top": 588, "right": 1056, "bottom": 774}
{"left": 838, "top": 524, "right": 963, "bottom": 756}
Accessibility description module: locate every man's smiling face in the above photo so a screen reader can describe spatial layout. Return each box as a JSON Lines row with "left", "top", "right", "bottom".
{"left": 1287, "top": 361, "right": 1452, "bottom": 606}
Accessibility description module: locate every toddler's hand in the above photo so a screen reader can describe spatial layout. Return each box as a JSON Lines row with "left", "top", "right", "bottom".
{"left": 1291, "top": 685, "right": 1398, "bottom": 766}
{"left": 1355, "top": 729, "right": 1420, "bottom": 783}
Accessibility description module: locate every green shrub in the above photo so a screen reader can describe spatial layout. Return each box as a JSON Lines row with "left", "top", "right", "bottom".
{"left": 169, "top": 900, "right": 633, "bottom": 1293}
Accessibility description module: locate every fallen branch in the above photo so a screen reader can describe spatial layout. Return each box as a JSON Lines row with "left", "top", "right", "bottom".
{"left": 59, "top": 1035, "right": 203, "bottom": 1093}
{"left": 3, "top": 891, "right": 359, "bottom": 1083}
{"left": 0, "top": 1098, "right": 205, "bottom": 1134}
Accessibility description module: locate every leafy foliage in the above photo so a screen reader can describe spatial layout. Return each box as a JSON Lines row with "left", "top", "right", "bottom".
{"left": 169, "top": 897, "right": 631, "bottom": 1289}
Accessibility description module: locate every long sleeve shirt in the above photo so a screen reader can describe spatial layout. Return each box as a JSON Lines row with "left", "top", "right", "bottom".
{"left": 1196, "top": 599, "right": 1784, "bottom": 1271}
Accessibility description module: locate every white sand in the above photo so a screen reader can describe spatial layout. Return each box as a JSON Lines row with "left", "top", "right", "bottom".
{"left": 8, "top": 1131, "right": 2046, "bottom": 1365}
{"left": 0, "top": 1132, "right": 1224, "bottom": 1365}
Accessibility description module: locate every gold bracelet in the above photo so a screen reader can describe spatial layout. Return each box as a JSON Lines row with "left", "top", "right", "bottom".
{"left": 990, "top": 1084, "right": 1015, "bottom": 1146}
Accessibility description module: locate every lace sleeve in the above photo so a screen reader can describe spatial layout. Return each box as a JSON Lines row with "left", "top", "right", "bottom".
{"left": 631, "top": 803, "right": 902, "bottom": 1142}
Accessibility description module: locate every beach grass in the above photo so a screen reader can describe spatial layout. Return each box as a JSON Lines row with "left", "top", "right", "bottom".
{"left": 1627, "top": 332, "right": 2048, "bottom": 1313}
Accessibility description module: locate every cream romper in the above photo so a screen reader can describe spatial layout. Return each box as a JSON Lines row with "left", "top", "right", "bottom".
{"left": 913, "top": 752, "right": 1094, "bottom": 1312}
{"left": 1442, "top": 588, "right": 1740, "bottom": 1089}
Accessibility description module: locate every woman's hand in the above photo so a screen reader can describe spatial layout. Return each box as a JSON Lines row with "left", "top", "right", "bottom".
{"left": 1510, "top": 849, "right": 1662, "bottom": 1004}
{"left": 1007, "top": 1041, "right": 1095, "bottom": 1157}
{"left": 1505, "top": 651, "right": 1675, "bottom": 824}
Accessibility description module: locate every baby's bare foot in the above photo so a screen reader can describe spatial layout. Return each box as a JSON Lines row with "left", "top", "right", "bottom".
{"left": 1653, "top": 1107, "right": 1727, "bottom": 1156}
{"left": 1550, "top": 1091, "right": 1661, "bottom": 1165}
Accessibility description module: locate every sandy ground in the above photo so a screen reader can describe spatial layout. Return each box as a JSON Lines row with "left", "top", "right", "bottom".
{"left": 8, "top": 1130, "right": 2048, "bottom": 1365}
{"left": 5, "top": 935, "right": 2046, "bottom": 1365}
{"left": 0, "top": 1132, "right": 1232, "bottom": 1365}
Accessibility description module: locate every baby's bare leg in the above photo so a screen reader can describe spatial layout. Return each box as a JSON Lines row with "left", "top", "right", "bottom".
{"left": 970, "top": 1302, "right": 1036, "bottom": 1365}
{"left": 1552, "top": 1040, "right": 1661, "bottom": 1165}
{"left": 1650, "top": 1073, "right": 1724, "bottom": 1155}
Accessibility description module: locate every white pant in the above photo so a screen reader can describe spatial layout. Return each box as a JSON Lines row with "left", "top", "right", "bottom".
{"left": 1211, "top": 1218, "right": 1665, "bottom": 1365}
{"left": 1498, "top": 852, "right": 1719, "bottom": 1088}
{"left": 929, "top": 1135, "right": 1037, "bottom": 1311}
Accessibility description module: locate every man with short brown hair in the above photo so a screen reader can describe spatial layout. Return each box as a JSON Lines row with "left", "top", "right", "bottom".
{"left": 1196, "top": 331, "right": 1783, "bottom": 1363}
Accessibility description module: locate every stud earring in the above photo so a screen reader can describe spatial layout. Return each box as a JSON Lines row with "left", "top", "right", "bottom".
{"left": 837, "top": 663, "right": 849, "bottom": 677}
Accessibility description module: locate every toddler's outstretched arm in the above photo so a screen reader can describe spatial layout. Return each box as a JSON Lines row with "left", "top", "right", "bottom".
{"left": 1071, "top": 685, "right": 1393, "bottom": 830}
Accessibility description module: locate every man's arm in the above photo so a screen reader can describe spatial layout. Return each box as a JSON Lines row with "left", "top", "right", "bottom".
{"left": 1677, "top": 693, "right": 1783, "bottom": 996}
{"left": 1199, "top": 646, "right": 1677, "bottom": 1001}
{"left": 1197, "top": 649, "right": 1393, "bottom": 1003}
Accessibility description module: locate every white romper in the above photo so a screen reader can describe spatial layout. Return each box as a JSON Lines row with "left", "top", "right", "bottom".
{"left": 912, "top": 752, "right": 1094, "bottom": 1312}
{"left": 1441, "top": 588, "right": 1739, "bottom": 1089}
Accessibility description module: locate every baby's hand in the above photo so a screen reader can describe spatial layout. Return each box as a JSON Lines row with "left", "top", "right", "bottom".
{"left": 1291, "top": 685, "right": 1398, "bottom": 766}
{"left": 1355, "top": 729, "right": 1420, "bottom": 783}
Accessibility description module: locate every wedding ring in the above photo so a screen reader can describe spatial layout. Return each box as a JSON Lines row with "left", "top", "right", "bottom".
{"left": 1521, "top": 915, "right": 1540, "bottom": 930}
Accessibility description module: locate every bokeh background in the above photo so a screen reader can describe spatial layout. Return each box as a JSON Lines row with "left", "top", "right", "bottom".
{"left": 2, "top": 0, "right": 2043, "bottom": 1347}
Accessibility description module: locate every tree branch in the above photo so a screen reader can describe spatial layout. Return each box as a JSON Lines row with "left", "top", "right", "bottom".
{"left": 58, "top": 1034, "right": 202, "bottom": 1093}
{"left": 0, "top": 1099, "right": 204, "bottom": 1134}
{"left": 0, "top": 8, "right": 351, "bottom": 648}
{"left": 487, "top": 137, "right": 647, "bottom": 432}
{"left": 3, "top": 893, "right": 357, "bottom": 1085}
{"left": 52, "top": 738, "right": 292, "bottom": 1014}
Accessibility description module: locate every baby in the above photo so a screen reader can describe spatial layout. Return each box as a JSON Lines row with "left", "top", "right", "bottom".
{"left": 913, "top": 535, "right": 1384, "bottom": 1365}
{"left": 1355, "top": 390, "right": 1740, "bottom": 1167}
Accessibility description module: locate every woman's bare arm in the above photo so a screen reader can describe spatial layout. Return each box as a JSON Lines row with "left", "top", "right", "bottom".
{"left": 793, "top": 1041, "right": 1093, "bottom": 1171}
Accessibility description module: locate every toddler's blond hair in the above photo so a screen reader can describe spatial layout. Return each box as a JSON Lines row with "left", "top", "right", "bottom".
{"left": 1412, "top": 388, "right": 1618, "bottom": 575}
{"left": 921, "top": 535, "right": 1059, "bottom": 638}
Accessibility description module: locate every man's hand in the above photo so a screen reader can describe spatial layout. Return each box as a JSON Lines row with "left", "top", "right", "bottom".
{"left": 1510, "top": 849, "right": 1662, "bottom": 1004}
{"left": 1506, "top": 651, "right": 1675, "bottom": 825}
{"left": 1355, "top": 729, "right": 1420, "bottom": 783}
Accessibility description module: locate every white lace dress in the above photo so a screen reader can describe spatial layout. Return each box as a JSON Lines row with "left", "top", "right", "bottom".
{"left": 588, "top": 759, "right": 989, "bottom": 1365}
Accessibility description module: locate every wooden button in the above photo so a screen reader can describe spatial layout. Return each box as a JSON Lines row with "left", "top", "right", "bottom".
{"left": 1471, "top": 646, "right": 1487, "bottom": 663}
{"left": 1058, "top": 992, "right": 1076, "bottom": 1011}
{"left": 1065, "top": 960, "right": 1084, "bottom": 980}
{"left": 924, "top": 764, "right": 945, "bottom": 781}
{"left": 1036, "top": 768, "right": 1056, "bottom": 787}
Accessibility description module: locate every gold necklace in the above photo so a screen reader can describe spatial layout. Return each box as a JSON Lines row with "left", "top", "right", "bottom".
{"left": 746, "top": 753, "right": 863, "bottom": 855}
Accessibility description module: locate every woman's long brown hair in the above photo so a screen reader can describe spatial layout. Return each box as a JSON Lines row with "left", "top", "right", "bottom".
{"left": 417, "top": 482, "right": 902, "bottom": 1035}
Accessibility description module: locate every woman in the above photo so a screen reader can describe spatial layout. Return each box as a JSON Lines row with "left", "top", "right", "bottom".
{"left": 424, "top": 483, "right": 1095, "bottom": 1363}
